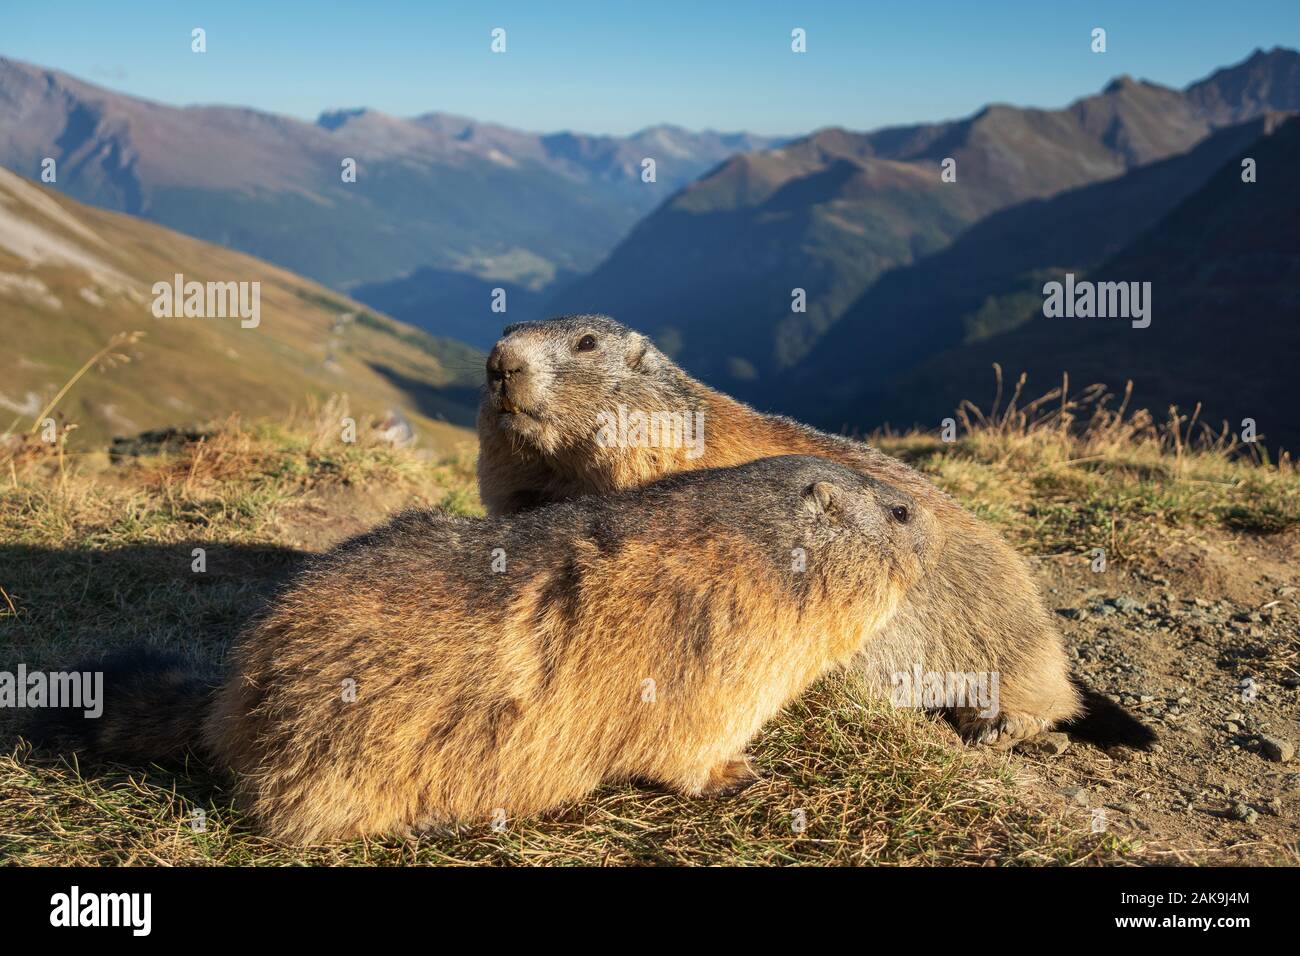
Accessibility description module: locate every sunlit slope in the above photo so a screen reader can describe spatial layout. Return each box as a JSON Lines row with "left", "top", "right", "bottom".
{"left": 0, "top": 167, "right": 482, "bottom": 449}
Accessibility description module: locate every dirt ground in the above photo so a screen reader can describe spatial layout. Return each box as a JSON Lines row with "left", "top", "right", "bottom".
{"left": 1017, "top": 528, "right": 1299, "bottom": 863}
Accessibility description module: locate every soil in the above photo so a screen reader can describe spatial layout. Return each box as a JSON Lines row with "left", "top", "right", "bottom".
{"left": 1018, "top": 528, "right": 1300, "bottom": 863}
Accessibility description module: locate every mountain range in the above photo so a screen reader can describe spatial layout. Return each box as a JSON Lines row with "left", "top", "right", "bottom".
{"left": 553, "top": 47, "right": 1300, "bottom": 402}
{"left": 779, "top": 112, "right": 1285, "bottom": 421}
{"left": 3, "top": 47, "right": 1296, "bottom": 451}
{"left": 836, "top": 111, "right": 1300, "bottom": 450}
{"left": 0, "top": 55, "right": 780, "bottom": 347}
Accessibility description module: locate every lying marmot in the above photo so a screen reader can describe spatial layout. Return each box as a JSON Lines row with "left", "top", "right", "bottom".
{"left": 35, "top": 456, "right": 933, "bottom": 843}
{"left": 477, "top": 314, "right": 1156, "bottom": 749}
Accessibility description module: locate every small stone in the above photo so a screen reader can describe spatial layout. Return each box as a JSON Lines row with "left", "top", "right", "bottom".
{"left": 1259, "top": 735, "right": 1295, "bottom": 763}
{"left": 1227, "top": 801, "right": 1258, "bottom": 824}
{"left": 1057, "top": 607, "right": 1086, "bottom": 620}
{"left": 1016, "top": 732, "right": 1071, "bottom": 756}
{"left": 1060, "top": 785, "right": 1089, "bottom": 806}
{"left": 1111, "top": 596, "right": 1146, "bottom": 613}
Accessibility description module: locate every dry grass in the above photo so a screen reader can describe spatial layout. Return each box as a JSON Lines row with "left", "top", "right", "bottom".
{"left": 876, "top": 369, "right": 1299, "bottom": 563}
{"left": 4, "top": 375, "right": 1296, "bottom": 866}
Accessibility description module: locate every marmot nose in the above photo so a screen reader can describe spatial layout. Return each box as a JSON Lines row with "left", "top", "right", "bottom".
{"left": 487, "top": 342, "right": 528, "bottom": 383}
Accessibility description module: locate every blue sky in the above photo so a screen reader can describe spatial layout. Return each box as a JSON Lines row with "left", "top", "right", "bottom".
{"left": 4, "top": 1, "right": 1298, "bottom": 136}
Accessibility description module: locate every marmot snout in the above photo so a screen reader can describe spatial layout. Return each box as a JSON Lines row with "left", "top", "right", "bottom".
{"left": 198, "top": 455, "right": 928, "bottom": 842}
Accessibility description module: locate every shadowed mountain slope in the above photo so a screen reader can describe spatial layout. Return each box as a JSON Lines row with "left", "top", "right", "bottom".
{"left": 827, "top": 114, "right": 1300, "bottom": 454}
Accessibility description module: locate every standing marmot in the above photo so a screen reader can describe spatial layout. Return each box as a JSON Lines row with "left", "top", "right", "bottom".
{"left": 477, "top": 315, "right": 1154, "bottom": 748}
{"left": 36, "top": 456, "right": 934, "bottom": 843}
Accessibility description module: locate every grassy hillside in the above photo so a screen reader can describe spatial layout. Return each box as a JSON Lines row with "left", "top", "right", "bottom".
{"left": 0, "top": 167, "right": 483, "bottom": 450}
{"left": 1, "top": 383, "right": 1295, "bottom": 865}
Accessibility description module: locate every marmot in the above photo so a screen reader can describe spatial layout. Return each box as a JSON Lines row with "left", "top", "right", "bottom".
{"left": 35, "top": 456, "right": 933, "bottom": 843}
{"left": 477, "top": 315, "right": 1155, "bottom": 748}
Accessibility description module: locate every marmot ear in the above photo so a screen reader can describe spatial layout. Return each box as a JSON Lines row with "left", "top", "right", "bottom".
{"left": 802, "top": 481, "right": 842, "bottom": 521}
{"left": 627, "top": 334, "right": 663, "bottom": 373}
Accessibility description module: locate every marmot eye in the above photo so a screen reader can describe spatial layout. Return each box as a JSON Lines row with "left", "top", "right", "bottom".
{"left": 575, "top": 334, "right": 597, "bottom": 352}
{"left": 890, "top": 505, "right": 910, "bottom": 523}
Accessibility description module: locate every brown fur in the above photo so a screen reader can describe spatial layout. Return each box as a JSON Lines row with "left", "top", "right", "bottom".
{"left": 477, "top": 315, "right": 1084, "bottom": 745}
{"left": 198, "top": 456, "right": 933, "bottom": 842}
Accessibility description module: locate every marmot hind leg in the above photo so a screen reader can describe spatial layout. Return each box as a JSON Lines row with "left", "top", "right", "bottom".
{"left": 698, "top": 754, "right": 759, "bottom": 797}
{"left": 639, "top": 752, "right": 759, "bottom": 799}
{"left": 952, "top": 668, "right": 1083, "bottom": 748}
{"left": 952, "top": 709, "right": 1055, "bottom": 748}
{"left": 673, "top": 753, "right": 760, "bottom": 798}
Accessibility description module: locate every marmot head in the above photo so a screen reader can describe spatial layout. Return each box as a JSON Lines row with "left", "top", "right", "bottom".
{"left": 483, "top": 314, "right": 692, "bottom": 454}
{"left": 769, "top": 456, "right": 939, "bottom": 591}
{"left": 641, "top": 455, "right": 938, "bottom": 600}
{"left": 701, "top": 456, "right": 938, "bottom": 641}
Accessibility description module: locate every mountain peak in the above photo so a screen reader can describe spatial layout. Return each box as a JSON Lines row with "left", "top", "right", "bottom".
{"left": 1248, "top": 45, "right": 1296, "bottom": 62}
{"left": 1185, "top": 45, "right": 1300, "bottom": 124}
{"left": 803, "top": 126, "right": 863, "bottom": 150}
{"left": 1188, "top": 45, "right": 1300, "bottom": 84}
{"left": 316, "top": 108, "right": 370, "bottom": 130}
{"left": 631, "top": 123, "right": 687, "bottom": 137}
